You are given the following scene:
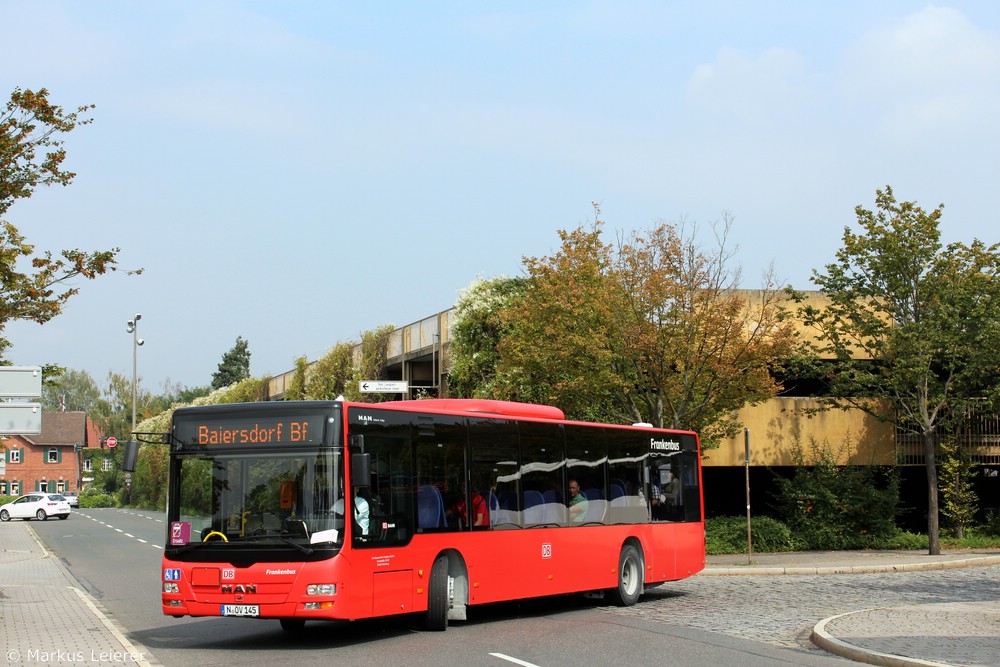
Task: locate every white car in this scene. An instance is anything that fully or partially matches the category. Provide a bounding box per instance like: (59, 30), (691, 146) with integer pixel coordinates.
(0, 493), (71, 521)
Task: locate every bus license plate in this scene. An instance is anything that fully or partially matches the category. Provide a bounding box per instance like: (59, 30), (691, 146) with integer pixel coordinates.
(221, 604), (259, 617)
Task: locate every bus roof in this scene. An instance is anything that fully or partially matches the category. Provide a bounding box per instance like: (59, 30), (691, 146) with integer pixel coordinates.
(373, 399), (566, 421)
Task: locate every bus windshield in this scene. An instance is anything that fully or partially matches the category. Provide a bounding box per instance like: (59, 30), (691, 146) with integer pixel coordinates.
(167, 449), (343, 552)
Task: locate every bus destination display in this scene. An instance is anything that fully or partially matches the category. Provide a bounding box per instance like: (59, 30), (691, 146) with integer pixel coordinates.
(173, 414), (326, 447)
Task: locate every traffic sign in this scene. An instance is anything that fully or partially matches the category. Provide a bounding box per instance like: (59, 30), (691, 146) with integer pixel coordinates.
(0, 366), (42, 398)
(106, 436), (118, 448)
(0, 403), (42, 434)
(359, 380), (409, 394)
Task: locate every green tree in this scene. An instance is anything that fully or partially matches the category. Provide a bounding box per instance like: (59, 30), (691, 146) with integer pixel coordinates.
(292, 324), (395, 401)
(92, 372), (148, 442)
(40, 368), (100, 412)
(449, 276), (528, 398)
(129, 442), (168, 510)
(147, 380), (211, 413)
(352, 325), (396, 401)
(88, 372), (143, 496)
(791, 186), (1000, 554)
(305, 342), (354, 399)
(1, 88), (139, 359)
(285, 357), (308, 400)
(211, 336), (251, 389)
(938, 438), (977, 539)
(496, 222), (624, 422)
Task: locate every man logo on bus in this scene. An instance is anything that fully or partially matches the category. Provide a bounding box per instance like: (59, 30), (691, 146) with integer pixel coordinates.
(356, 414), (385, 424)
(221, 584), (257, 594)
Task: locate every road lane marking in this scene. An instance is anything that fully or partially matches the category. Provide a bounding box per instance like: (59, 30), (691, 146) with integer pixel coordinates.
(75, 510), (162, 550)
(489, 654), (540, 667)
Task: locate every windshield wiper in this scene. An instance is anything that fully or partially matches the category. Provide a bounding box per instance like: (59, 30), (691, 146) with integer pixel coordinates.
(168, 542), (209, 554)
(237, 534), (314, 555)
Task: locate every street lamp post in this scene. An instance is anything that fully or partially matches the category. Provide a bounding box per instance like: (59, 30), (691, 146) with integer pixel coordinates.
(125, 313), (144, 433)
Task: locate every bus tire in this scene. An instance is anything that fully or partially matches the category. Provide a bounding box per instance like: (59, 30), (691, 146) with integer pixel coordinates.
(279, 618), (305, 632)
(424, 554), (449, 631)
(608, 544), (643, 607)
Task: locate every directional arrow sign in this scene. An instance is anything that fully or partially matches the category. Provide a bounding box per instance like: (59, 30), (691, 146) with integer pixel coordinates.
(359, 380), (409, 394)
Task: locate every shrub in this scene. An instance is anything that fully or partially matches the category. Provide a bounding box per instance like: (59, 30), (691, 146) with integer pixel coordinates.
(79, 494), (115, 508)
(706, 515), (800, 554)
(773, 438), (901, 550)
(983, 509), (1000, 537)
(879, 530), (927, 550)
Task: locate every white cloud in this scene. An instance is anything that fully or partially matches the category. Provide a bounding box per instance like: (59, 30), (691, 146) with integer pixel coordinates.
(840, 5), (1000, 139)
(686, 46), (810, 120)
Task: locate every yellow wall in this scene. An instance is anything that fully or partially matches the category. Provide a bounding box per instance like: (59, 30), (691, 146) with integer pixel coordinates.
(706, 397), (895, 467)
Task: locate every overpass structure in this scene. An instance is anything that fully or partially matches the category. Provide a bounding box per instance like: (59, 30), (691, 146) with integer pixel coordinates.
(267, 309), (454, 402)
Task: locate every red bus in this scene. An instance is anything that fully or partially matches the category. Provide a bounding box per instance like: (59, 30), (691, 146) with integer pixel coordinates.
(158, 398), (704, 631)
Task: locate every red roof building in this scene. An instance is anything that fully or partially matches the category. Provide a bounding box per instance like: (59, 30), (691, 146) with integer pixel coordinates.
(1, 411), (98, 496)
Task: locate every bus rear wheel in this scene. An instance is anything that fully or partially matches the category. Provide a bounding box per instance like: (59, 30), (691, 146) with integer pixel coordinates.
(608, 544), (643, 607)
(424, 554), (449, 631)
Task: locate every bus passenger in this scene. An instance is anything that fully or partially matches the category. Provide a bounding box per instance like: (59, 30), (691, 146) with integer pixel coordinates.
(567, 479), (588, 524)
(448, 489), (489, 528)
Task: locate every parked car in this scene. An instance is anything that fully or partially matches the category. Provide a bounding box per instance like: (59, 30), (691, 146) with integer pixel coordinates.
(0, 493), (71, 521)
(61, 493), (79, 508)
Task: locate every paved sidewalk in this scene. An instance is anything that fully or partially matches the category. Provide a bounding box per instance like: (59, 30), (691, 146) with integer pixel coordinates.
(0, 520), (156, 667)
(705, 549), (1000, 667)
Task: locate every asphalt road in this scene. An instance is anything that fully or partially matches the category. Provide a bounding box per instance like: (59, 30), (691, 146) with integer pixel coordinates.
(33, 508), (853, 667)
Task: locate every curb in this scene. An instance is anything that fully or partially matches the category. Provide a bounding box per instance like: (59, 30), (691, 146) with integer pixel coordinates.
(811, 610), (955, 667)
(699, 555), (1000, 576)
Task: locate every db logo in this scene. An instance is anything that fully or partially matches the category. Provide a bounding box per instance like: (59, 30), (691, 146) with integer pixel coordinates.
(541, 543), (552, 559)
(222, 568), (236, 580)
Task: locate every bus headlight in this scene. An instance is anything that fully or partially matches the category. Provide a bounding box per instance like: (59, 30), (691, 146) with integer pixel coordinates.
(163, 583), (180, 594)
(306, 583), (336, 596)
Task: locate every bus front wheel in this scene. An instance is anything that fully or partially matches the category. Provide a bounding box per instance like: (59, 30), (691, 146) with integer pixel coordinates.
(424, 554), (450, 631)
(279, 618), (305, 632)
(608, 544), (643, 607)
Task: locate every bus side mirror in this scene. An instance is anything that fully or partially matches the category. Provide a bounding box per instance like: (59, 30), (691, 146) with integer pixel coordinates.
(351, 452), (371, 487)
(122, 439), (140, 472)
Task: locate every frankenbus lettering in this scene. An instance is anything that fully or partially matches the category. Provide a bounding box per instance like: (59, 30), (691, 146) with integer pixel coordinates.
(650, 437), (681, 451)
(197, 421), (310, 445)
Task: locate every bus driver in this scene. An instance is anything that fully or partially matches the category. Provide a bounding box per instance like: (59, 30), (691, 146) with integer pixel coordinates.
(334, 489), (370, 536)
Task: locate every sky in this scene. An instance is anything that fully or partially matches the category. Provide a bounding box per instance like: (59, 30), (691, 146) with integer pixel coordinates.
(3, 1), (999, 394)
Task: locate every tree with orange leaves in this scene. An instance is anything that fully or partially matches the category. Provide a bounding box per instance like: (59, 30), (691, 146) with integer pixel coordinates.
(492, 206), (797, 446)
